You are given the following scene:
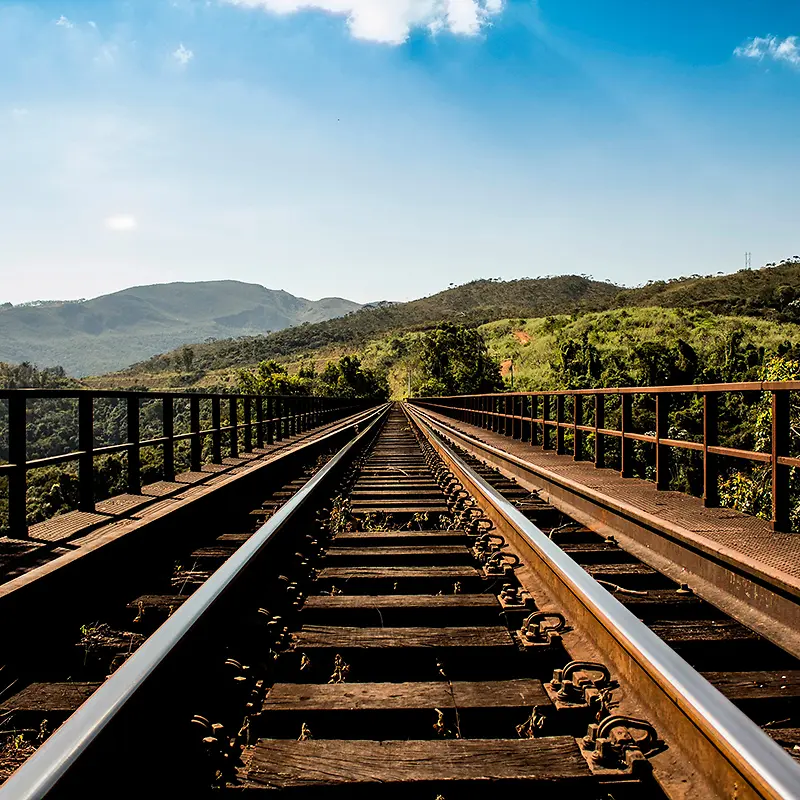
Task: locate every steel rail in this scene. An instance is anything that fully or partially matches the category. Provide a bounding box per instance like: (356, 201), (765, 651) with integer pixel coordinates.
(0, 403), (390, 800)
(406, 403), (800, 800)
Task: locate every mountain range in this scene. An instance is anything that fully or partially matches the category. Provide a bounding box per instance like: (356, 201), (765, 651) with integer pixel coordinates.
(0, 281), (361, 376)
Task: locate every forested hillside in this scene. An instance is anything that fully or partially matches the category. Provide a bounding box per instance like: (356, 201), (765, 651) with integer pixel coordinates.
(106, 260), (800, 384)
(616, 259), (800, 319)
(113, 275), (621, 377)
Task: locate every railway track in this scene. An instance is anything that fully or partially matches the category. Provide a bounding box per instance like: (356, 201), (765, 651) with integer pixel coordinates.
(2, 403), (800, 798)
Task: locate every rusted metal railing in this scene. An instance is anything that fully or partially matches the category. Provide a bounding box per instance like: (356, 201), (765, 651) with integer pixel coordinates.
(0, 390), (370, 538)
(410, 382), (800, 532)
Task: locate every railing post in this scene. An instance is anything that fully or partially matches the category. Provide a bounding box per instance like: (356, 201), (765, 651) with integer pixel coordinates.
(574, 395), (583, 461)
(211, 397), (222, 463)
(8, 394), (27, 537)
(556, 394), (565, 455)
(267, 397), (275, 444)
(127, 395), (141, 494)
(244, 397), (253, 453)
(190, 396), (202, 472)
(162, 395), (174, 482)
(542, 395), (551, 450)
(256, 397), (264, 449)
(229, 397), (239, 458)
(275, 398), (284, 441)
(521, 396), (529, 442)
(78, 394), (95, 511)
(621, 394), (633, 477)
(655, 394), (670, 490)
(703, 392), (719, 507)
(530, 395), (538, 446)
(772, 389), (791, 532)
(595, 394), (605, 469)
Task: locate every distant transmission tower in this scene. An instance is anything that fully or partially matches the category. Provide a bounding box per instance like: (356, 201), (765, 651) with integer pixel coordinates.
(744, 252), (752, 269)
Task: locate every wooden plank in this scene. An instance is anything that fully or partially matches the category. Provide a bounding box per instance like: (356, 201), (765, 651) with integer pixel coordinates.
(325, 547), (467, 558)
(649, 619), (760, 644)
(304, 594), (499, 611)
(217, 533), (252, 542)
(583, 563), (658, 577)
(293, 625), (513, 649)
(350, 502), (450, 512)
(189, 546), (238, 559)
(239, 738), (593, 789)
(331, 531), (465, 545)
(702, 670), (800, 700)
(264, 679), (548, 712)
(128, 594), (187, 610)
(0, 682), (99, 713)
(318, 566), (480, 581)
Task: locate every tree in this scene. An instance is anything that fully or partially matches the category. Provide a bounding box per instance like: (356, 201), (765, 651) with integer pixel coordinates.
(317, 356), (388, 400)
(237, 360), (311, 395)
(178, 346), (194, 372)
(414, 324), (502, 396)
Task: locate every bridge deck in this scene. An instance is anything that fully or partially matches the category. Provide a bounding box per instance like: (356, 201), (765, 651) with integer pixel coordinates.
(421, 408), (800, 599)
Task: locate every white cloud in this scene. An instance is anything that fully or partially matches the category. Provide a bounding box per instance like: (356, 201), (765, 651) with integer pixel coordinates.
(10, 108), (29, 120)
(55, 14), (74, 29)
(222, 0), (504, 45)
(88, 20), (97, 28)
(173, 43), (194, 65)
(735, 35), (800, 67)
(105, 214), (138, 232)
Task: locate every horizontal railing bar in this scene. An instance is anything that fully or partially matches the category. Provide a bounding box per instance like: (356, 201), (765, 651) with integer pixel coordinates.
(417, 381), (800, 398)
(5, 414), (344, 471)
(0, 390), (320, 399)
(707, 445), (773, 463)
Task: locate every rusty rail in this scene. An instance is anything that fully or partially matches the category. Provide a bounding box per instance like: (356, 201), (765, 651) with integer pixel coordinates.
(410, 382), (800, 532)
(0, 389), (370, 538)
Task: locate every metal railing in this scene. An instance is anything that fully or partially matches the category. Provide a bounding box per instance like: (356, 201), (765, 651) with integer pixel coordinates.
(0, 389), (371, 537)
(410, 381), (800, 532)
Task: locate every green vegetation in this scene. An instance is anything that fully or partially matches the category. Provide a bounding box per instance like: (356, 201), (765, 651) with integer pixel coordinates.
(479, 307), (800, 390)
(615, 258), (800, 320)
(237, 356), (387, 400)
(120, 275), (620, 378)
(114, 260), (800, 386)
(6, 262), (800, 533)
(0, 280), (361, 376)
(414, 324), (502, 396)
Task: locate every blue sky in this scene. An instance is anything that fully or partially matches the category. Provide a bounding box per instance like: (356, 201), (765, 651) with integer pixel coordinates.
(1, 0), (799, 305)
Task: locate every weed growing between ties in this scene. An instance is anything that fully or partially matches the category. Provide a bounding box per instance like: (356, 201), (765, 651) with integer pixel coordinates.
(0, 718), (48, 782)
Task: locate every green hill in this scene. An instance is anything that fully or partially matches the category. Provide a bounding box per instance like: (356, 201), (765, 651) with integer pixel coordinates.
(0, 281), (361, 376)
(615, 259), (800, 318)
(120, 275), (621, 377)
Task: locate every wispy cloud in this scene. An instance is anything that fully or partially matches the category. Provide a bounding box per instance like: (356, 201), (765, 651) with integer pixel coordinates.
(105, 214), (138, 232)
(55, 14), (74, 29)
(735, 35), (800, 67)
(10, 108), (29, 120)
(173, 43), (194, 65)
(222, 0), (504, 45)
